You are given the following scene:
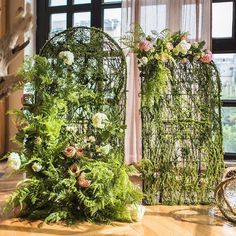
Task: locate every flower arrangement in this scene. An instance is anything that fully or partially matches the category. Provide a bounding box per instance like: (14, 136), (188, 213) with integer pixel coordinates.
(121, 25), (214, 109)
(122, 25), (223, 205)
(2, 26), (143, 223)
(123, 26), (212, 66)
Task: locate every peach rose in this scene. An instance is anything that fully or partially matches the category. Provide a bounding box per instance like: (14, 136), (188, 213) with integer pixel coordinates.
(78, 178), (91, 188)
(78, 173), (91, 188)
(76, 148), (84, 158)
(64, 146), (76, 158)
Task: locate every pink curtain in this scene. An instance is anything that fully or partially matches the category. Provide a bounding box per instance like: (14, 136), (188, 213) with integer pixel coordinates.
(122, 0), (212, 164)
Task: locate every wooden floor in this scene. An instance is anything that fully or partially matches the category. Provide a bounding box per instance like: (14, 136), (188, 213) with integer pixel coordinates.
(1, 205), (236, 236)
(0, 163), (236, 236)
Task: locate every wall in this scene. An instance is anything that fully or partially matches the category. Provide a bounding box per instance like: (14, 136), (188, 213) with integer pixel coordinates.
(5, 0), (25, 152)
(0, 0), (35, 155)
(0, 0), (6, 156)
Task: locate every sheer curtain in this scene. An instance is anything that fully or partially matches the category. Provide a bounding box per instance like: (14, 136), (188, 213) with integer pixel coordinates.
(122, 0), (212, 164)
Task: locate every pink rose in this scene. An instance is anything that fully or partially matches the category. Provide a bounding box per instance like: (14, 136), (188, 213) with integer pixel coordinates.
(200, 50), (212, 63)
(76, 148), (84, 158)
(139, 39), (153, 52)
(64, 146), (76, 158)
(166, 42), (174, 50)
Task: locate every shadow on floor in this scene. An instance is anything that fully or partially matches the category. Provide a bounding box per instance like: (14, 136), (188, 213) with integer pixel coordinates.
(145, 206), (236, 227)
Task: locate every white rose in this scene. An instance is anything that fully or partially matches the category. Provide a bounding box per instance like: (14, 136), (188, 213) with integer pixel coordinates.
(192, 42), (199, 48)
(88, 136), (96, 143)
(140, 57), (148, 65)
(176, 40), (191, 55)
(92, 113), (108, 129)
(58, 51), (74, 65)
(7, 152), (21, 170)
(32, 162), (42, 172)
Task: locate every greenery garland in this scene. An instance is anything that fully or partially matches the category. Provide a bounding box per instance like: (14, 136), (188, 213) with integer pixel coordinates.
(122, 25), (224, 205)
(1, 27), (143, 223)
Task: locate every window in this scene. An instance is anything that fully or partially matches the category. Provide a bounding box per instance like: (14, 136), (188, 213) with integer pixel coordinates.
(36, 0), (122, 52)
(212, 0), (236, 160)
(212, 0), (236, 53)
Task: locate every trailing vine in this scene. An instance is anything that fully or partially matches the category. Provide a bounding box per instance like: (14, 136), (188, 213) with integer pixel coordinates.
(122, 25), (224, 205)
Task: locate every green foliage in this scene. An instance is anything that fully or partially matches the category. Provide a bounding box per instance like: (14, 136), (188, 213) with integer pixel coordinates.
(3, 27), (142, 223)
(122, 26), (224, 205)
(141, 62), (171, 109)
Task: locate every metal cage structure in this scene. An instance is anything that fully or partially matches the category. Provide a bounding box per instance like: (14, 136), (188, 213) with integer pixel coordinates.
(40, 26), (127, 156)
(141, 61), (224, 205)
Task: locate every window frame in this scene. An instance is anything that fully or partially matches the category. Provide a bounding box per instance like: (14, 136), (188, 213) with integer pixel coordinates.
(36, 0), (121, 53)
(212, 0), (236, 53)
(212, 0), (236, 160)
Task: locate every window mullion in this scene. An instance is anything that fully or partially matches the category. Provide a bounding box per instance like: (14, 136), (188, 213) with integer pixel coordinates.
(67, 0), (73, 28)
(91, 0), (102, 28)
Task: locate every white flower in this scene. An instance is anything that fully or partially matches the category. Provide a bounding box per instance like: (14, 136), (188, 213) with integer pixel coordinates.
(58, 51), (74, 65)
(140, 57), (148, 65)
(32, 162), (42, 172)
(66, 124), (78, 133)
(192, 42), (199, 48)
(92, 113), (108, 129)
(96, 144), (111, 155)
(88, 136), (96, 143)
(130, 204), (146, 222)
(7, 152), (21, 170)
(176, 40), (191, 55)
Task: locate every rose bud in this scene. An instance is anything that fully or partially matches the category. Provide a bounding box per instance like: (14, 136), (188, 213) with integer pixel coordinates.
(77, 172), (91, 188)
(78, 178), (91, 188)
(68, 163), (80, 176)
(76, 148), (84, 158)
(64, 146), (76, 158)
(166, 42), (174, 50)
(181, 58), (188, 64)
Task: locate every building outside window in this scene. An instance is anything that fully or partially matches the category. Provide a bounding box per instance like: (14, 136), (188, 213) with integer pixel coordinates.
(212, 0), (236, 159)
(36, 0), (122, 52)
